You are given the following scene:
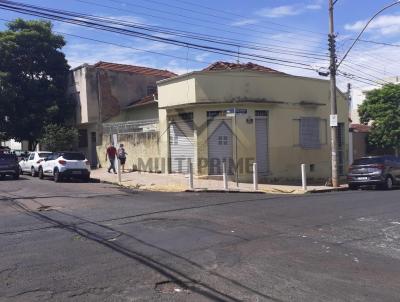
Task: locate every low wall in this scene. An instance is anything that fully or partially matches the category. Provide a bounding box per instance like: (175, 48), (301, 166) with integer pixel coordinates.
(97, 131), (163, 172)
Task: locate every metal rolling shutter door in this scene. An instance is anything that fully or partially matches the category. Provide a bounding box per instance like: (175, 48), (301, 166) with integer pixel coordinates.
(169, 121), (195, 174)
(255, 118), (269, 176)
(207, 120), (233, 175)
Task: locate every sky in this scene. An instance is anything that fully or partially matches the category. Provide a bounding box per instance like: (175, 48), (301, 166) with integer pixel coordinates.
(1, 0), (400, 91)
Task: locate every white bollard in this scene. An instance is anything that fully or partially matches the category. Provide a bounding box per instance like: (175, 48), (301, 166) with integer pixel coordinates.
(301, 164), (307, 191)
(188, 160), (194, 190)
(222, 162), (228, 190)
(253, 162), (258, 191)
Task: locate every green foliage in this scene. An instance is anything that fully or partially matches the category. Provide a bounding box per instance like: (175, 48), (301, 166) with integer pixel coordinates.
(0, 19), (72, 145)
(358, 84), (400, 154)
(39, 124), (78, 152)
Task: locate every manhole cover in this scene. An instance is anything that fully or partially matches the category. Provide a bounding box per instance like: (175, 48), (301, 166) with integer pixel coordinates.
(154, 281), (191, 294)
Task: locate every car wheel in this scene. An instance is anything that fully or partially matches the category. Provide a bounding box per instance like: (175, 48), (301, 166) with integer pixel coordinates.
(31, 167), (37, 177)
(0, 174), (5, 180)
(13, 173), (19, 180)
(83, 175), (90, 183)
(38, 167), (44, 179)
(349, 184), (358, 190)
(54, 169), (62, 183)
(384, 176), (393, 190)
(19, 166), (23, 175)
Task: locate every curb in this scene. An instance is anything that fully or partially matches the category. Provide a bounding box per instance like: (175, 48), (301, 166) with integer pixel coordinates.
(185, 189), (265, 194)
(308, 187), (349, 193)
(92, 177), (349, 195)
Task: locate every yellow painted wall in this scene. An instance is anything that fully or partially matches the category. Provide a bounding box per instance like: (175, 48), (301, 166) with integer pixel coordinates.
(158, 71), (349, 183)
(157, 76), (197, 107)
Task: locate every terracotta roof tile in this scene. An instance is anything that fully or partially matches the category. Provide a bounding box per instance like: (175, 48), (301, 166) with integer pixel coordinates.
(126, 94), (157, 108)
(350, 124), (371, 133)
(203, 61), (285, 74)
(93, 61), (177, 78)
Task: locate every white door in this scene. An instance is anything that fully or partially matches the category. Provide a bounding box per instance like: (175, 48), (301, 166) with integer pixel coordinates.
(207, 120), (233, 175)
(255, 114), (269, 177)
(169, 121), (195, 174)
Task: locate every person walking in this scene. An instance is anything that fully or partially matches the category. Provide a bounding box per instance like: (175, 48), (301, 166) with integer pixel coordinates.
(106, 143), (117, 174)
(117, 144), (128, 173)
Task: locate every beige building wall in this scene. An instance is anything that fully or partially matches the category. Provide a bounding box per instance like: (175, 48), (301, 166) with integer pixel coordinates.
(107, 103), (159, 123)
(158, 71), (349, 183)
(97, 132), (162, 172)
(69, 64), (170, 167)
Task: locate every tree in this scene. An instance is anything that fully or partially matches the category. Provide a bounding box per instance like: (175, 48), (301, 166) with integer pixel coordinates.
(39, 124), (78, 152)
(0, 19), (73, 148)
(358, 83), (400, 156)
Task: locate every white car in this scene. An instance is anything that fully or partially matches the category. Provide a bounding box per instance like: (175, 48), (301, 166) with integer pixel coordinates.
(19, 151), (52, 177)
(38, 152), (91, 182)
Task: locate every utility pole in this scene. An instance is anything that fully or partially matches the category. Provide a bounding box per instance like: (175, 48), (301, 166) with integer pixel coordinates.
(328, 0), (339, 188)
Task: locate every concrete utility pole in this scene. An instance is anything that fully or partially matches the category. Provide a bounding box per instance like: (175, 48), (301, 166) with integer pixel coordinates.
(328, 0), (339, 188)
(327, 0), (400, 188)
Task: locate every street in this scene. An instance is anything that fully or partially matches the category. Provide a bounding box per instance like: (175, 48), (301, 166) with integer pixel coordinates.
(1, 177), (400, 302)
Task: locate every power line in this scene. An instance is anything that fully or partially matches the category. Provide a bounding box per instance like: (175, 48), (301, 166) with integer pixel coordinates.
(355, 39), (400, 48)
(2, 1), (394, 88)
(102, 0), (326, 40)
(74, 0), (328, 52)
(72, 0), (329, 62)
(169, 0), (327, 36)
(0, 1), (319, 72)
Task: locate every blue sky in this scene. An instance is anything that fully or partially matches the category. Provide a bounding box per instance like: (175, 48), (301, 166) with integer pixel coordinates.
(1, 0), (400, 89)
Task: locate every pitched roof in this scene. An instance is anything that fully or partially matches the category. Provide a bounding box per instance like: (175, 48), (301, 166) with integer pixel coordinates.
(125, 94), (157, 109)
(93, 61), (177, 78)
(203, 61), (285, 74)
(350, 124), (371, 133)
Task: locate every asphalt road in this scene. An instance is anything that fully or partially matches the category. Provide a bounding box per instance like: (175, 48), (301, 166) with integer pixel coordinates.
(1, 175), (400, 302)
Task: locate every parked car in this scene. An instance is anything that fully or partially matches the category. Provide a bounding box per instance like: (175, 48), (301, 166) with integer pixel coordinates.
(0, 153), (20, 180)
(348, 156), (400, 190)
(12, 150), (27, 162)
(38, 152), (91, 182)
(19, 151), (52, 177)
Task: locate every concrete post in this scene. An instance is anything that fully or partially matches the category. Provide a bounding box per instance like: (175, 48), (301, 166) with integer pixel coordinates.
(301, 164), (307, 191)
(253, 162), (258, 191)
(188, 160), (194, 190)
(222, 162), (228, 190)
(349, 131), (354, 165)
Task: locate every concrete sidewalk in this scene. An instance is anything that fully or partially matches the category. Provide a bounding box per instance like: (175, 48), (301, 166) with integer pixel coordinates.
(90, 168), (348, 194)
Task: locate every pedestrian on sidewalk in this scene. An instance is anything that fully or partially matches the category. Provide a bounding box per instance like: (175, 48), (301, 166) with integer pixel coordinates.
(117, 144), (128, 173)
(106, 143), (117, 174)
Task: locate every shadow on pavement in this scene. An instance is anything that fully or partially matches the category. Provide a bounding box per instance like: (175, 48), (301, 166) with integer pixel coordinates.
(8, 197), (284, 302)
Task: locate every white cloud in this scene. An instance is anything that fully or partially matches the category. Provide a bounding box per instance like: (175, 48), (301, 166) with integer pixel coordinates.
(256, 1), (322, 18)
(195, 52), (211, 62)
(231, 19), (259, 27)
(257, 5), (303, 18)
(345, 14), (400, 36)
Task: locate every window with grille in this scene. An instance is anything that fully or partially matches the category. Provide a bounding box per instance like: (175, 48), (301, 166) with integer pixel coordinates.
(299, 117), (320, 149)
(218, 136), (228, 145)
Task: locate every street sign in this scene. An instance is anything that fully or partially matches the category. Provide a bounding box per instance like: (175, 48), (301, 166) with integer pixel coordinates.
(330, 114), (338, 127)
(226, 108), (247, 117)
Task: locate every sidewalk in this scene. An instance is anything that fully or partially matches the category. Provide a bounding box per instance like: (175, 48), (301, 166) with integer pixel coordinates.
(91, 168), (348, 194)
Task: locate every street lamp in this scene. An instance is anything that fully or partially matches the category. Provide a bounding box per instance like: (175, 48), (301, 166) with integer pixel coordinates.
(327, 0), (400, 188)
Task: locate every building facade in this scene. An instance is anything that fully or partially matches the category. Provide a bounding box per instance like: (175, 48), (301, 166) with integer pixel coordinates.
(156, 62), (349, 183)
(68, 61), (176, 167)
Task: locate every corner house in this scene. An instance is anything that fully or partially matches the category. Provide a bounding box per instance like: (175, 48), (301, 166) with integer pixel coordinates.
(156, 62), (349, 183)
